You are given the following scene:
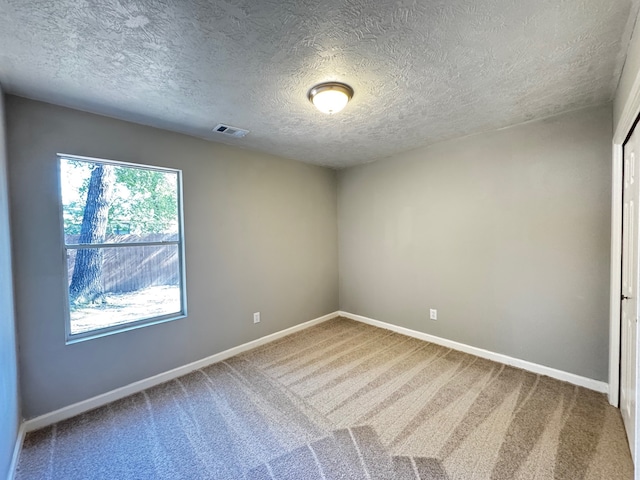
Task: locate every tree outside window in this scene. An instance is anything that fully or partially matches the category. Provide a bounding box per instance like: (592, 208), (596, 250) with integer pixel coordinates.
(60, 155), (186, 340)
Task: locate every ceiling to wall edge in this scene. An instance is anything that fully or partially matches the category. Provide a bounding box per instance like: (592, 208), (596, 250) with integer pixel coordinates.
(1, 92), (618, 173)
(612, 1), (640, 96)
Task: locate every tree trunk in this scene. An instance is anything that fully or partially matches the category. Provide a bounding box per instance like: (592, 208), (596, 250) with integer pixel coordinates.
(69, 164), (115, 304)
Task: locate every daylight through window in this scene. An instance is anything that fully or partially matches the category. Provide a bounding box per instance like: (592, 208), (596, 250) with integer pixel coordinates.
(59, 155), (186, 340)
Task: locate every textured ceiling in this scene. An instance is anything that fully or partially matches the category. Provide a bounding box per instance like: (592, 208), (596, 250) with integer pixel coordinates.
(0, 0), (637, 168)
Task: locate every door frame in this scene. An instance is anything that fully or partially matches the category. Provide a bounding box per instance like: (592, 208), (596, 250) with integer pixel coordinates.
(610, 70), (640, 412)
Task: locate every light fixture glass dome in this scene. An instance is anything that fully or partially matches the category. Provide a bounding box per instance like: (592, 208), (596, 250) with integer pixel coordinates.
(308, 82), (354, 114)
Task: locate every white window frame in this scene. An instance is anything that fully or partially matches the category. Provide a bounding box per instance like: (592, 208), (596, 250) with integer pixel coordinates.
(58, 153), (187, 343)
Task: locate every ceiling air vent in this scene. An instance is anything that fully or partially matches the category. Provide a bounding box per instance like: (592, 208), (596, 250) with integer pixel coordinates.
(213, 124), (249, 138)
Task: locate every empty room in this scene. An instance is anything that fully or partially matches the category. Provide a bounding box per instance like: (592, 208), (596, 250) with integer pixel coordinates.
(2, 0), (640, 479)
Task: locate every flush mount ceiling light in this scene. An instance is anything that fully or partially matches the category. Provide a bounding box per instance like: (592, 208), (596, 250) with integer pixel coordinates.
(308, 82), (354, 114)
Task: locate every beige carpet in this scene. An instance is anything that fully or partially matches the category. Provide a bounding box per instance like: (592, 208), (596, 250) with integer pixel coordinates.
(16, 317), (633, 479)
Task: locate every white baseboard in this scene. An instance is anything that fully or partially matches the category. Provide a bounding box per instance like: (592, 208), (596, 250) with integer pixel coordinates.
(7, 422), (26, 480)
(20, 308), (608, 434)
(23, 311), (340, 433)
(339, 311), (609, 394)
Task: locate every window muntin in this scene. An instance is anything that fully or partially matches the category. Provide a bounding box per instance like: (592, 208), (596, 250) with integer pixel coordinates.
(59, 155), (186, 340)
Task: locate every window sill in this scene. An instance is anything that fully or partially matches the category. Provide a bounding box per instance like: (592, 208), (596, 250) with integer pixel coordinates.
(65, 312), (187, 345)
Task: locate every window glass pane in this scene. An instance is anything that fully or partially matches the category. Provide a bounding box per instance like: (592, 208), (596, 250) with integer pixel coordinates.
(67, 244), (182, 335)
(60, 158), (179, 244)
(60, 155), (185, 339)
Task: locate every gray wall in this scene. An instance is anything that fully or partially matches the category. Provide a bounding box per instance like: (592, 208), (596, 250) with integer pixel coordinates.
(7, 96), (339, 419)
(338, 105), (612, 381)
(614, 9), (640, 132)
(0, 88), (20, 477)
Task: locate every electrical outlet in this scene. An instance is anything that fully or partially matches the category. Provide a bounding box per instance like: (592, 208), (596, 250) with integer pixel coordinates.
(253, 312), (260, 324)
(430, 309), (437, 320)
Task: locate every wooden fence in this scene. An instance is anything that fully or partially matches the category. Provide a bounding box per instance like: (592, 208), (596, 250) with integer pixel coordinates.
(67, 234), (180, 293)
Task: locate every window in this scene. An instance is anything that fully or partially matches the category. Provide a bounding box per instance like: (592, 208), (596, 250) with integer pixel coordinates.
(59, 154), (186, 341)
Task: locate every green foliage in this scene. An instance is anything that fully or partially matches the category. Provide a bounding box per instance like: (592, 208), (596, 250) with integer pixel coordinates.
(63, 201), (86, 235)
(62, 160), (92, 235)
(62, 160), (179, 237)
(109, 166), (178, 234)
